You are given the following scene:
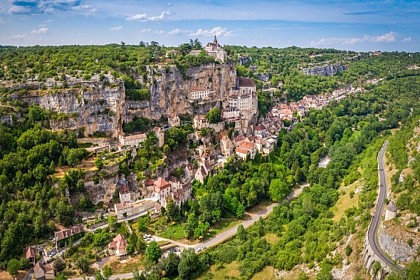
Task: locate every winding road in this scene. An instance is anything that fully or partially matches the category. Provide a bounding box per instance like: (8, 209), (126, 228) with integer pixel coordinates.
(367, 140), (402, 271)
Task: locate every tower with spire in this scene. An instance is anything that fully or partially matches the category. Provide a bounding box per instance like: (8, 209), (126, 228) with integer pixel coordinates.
(204, 34), (227, 63)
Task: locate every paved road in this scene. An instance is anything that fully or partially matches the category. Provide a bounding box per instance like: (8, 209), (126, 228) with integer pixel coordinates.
(161, 182), (309, 251)
(367, 140), (402, 271)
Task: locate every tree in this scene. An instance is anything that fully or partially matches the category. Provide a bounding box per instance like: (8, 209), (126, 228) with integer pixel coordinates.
(107, 215), (117, 229)
(65, 148), (87, 166)
(7, 258), (20, 276)
(102, 266), (112, 279)
(53, 257), (66, 272)
(94, 270), (105, 280)
(372, 261), (381, 277)
(166, 199), (180, 222)
(184, 212), (198, 240)
(178, 249), (201, 280)
(406, 261), (420, 280)
(205, 107), (221, 124)
(269, 179), (290, 202)
(237, 224), (247, 241)
(145, 241), (162, 263)
(76, 257), (89, 273)
(161, 252), (180, 277)
(137, 215), (150, 232)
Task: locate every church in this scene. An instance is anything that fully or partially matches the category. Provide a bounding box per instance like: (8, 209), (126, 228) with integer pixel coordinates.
(204, 35), (227, 63)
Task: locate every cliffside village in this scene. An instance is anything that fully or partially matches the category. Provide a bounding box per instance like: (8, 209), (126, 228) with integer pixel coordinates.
(104, 37), (362, 228)
(23, 37), (363, 275)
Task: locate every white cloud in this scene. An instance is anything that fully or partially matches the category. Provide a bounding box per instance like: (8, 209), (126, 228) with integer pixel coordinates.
(110, 26), (123, 31)
(154, 30), (165, 35)
(168, 28), (189, 35)
(9, 0), (84, 15)
(402, 37), (412, 42)
(311, 32), (397, 47)
(8, 5), (32, 14)
(139, 28), (151, 33)
(127, 13), (147, 21)
(371, 32), (396, 42)
(31, 27), (48, 34)
(126, 10), (173, 22)
(223, 31), (236, 37)
(190, 26), (234, 37)
(12, 34), (27, 39)
(149, 10), (172, 21)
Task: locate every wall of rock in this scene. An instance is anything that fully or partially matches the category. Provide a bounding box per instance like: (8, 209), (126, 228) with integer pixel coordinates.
(82, 164), (120, 206)
(126, 62), (237, 121)
(379, 223), (419, 264)
(18, 80), (125, 137)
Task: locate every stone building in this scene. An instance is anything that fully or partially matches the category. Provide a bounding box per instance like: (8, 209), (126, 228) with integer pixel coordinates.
(204, 35), (227, 63)
(385, 201), (398, 221)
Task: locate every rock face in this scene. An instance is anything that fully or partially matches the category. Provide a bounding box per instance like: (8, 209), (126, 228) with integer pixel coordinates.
(19, 80), (126, 137)
(126, 63), (237, 121)
(14, 63), (236, 136)
(82, 164), (120, 206)
(379, 223), (419, 264)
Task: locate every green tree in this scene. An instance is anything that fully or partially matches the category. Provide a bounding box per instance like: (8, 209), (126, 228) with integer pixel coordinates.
(137, 215), (150, 232)
(166, 199), (180, 222)
(107, 215), (117, 229)
(145, 241), (162, 263)
(53, 257), (66, 272)
(76, 257), (89, 273)
(161, 252), (180, 277)
(406, 261), (420, 280)
(178, 249), (201, 280)
(102, 266), (112, 279)
(237, 224), (247, 241)
(184, 212), (198, 240)
(205, 107), (221, 124)
(269, 179), (290, 202)
(7, 259), (20, 276)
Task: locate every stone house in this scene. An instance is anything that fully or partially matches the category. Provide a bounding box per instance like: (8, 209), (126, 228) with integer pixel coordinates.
(108, 234), (128, 258)
(34, 262), (55, 280)
(220, 135), (234, 157)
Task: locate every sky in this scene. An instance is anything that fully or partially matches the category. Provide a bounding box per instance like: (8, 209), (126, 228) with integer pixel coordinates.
(0, 0), (419, 52)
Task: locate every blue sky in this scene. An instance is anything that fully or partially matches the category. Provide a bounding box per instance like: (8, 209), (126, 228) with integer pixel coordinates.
(0, 0), (419, 51)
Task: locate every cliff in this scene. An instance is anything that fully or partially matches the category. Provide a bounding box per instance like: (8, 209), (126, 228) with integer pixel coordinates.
(9, 62), (236, 136)
(15, 79), (125, 137)
(126, 62), (237, 121)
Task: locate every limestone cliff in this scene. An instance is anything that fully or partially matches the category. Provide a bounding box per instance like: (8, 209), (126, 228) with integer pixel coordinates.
(14, 79), (125, 138)
(126, 62), (237, 121)
(11, 62), (236, 136)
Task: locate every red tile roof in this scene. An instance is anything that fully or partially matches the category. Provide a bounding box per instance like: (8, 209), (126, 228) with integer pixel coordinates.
(239, 141), (254, 150)
(236, 147), (250, 155)
(154, 177), (170, 192)
(108, 234), (128, 251)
